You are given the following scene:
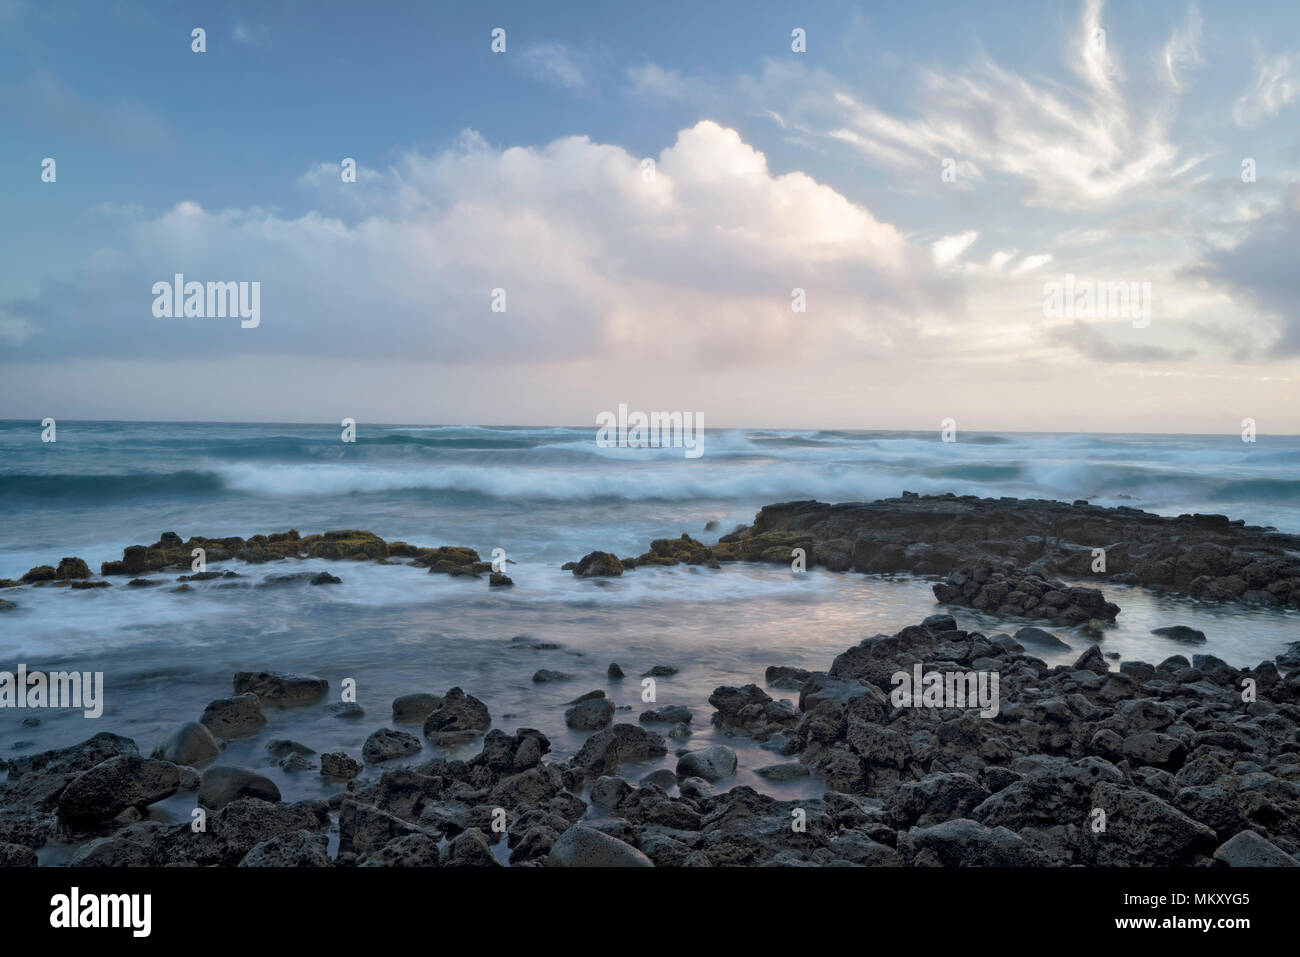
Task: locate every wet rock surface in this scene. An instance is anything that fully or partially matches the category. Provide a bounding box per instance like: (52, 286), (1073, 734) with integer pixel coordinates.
(4, 601), (1298, 866)
(580, 495), (1300, 611)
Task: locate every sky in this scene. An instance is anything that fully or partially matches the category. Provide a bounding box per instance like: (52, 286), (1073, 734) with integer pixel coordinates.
(1, 0), (1298, 432)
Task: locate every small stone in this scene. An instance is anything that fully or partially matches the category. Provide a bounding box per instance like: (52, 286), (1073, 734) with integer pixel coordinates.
(392, 693), (442, 722)
(320, 752), (362, 779)
(362, 728), (422, 765)
(532, 669), (572, 683)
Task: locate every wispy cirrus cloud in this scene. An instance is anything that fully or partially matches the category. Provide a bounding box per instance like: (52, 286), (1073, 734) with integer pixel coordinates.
(1233, 50), (1299, 126)
(520, 41), (595, 93)
(824, 0), (1204, 211)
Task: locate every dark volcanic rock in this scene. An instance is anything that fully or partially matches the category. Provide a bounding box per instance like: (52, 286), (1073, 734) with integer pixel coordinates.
(392, 693), (442, 723)
(572, 724), (668, 774)
(546, 824), (653, 867)
(198, 766), (282, 809)
(422, 688), (491, 739)
(933, 566), (1119, 625)
(232, 671), (328, 707)
(565, 696), (615, 731)
(572, 551), (624, 577)
(151, 722), (221, 767)
(1013, 626), (1071, 650)
(363, 729), (423, 765)
(320, 752), (362, 780)
(199, 693), (267, 739)
(1152, 625), (1207, 644)
(238, 829), (332, 867)
(57, 755), (184, 826)
(694, 496), (1300, 609)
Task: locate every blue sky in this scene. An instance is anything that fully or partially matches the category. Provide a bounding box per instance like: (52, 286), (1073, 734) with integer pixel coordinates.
(2, 0), (1299, 430)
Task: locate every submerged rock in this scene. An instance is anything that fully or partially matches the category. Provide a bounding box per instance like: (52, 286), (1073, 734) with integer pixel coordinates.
(532, 669), (572, 683)
(232, 671), (328, 707)
(392, 693), (442, 722)
(199, 693), (267, 739)
(152, 722), (220, 767)
(572, 551), (624, 577)
(1013, 626), (1071, 650)
(1151, 625), (1207, 644)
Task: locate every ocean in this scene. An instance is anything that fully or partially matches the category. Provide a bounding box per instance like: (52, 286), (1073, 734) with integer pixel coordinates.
(2, 421), (1298, 862)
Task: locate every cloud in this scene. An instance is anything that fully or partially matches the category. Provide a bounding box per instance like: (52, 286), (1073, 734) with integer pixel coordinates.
(0, 121), (959, 366)
(1010, 254), (1053, 276)
(0, 72), (172, 151)
(520, 42), (593, 92)
(1233, 51), (1299, 127)
(232, 22), (271, 49)
(627, 63), (689, 99)
(1160, 6), (1203, 90)
(1049, 320), (1195, 362)
(1195, 186), (1300, 355)
(822, 0), (1197, 210)
(932, 231), (978, 266)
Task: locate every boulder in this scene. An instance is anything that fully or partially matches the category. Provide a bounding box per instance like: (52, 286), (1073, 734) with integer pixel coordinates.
(392, 693), (442, 723)
(320, 752), (362, 780)
(1212, 830), (1298, 867)
(565, 696), (614, 731)
(238, 829), (332, 867)
(151, 722), (220, 767)
(198, 766), (281, 810)
(675, 745), (738, 783)
(572, 552), (624, 577)
(232, 671), (328, 706)
(546, 824), (653, 867)
(422, 688), (491, 740)
(362, 729), (422, 765)
(199, 693), (267, 739)
(57, 755), (183, 826)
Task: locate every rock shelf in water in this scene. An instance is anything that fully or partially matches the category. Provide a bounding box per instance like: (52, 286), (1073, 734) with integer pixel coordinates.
(0, 529), (496, 590)
(571, 493), (1300, 610)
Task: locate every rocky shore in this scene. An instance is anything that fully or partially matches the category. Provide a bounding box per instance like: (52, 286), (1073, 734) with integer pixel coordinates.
(2, 611), (1298, 867)
(3, 494), (1298, 867)
(569, 494), (1300, 626)
(0, 529), (514, 605)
